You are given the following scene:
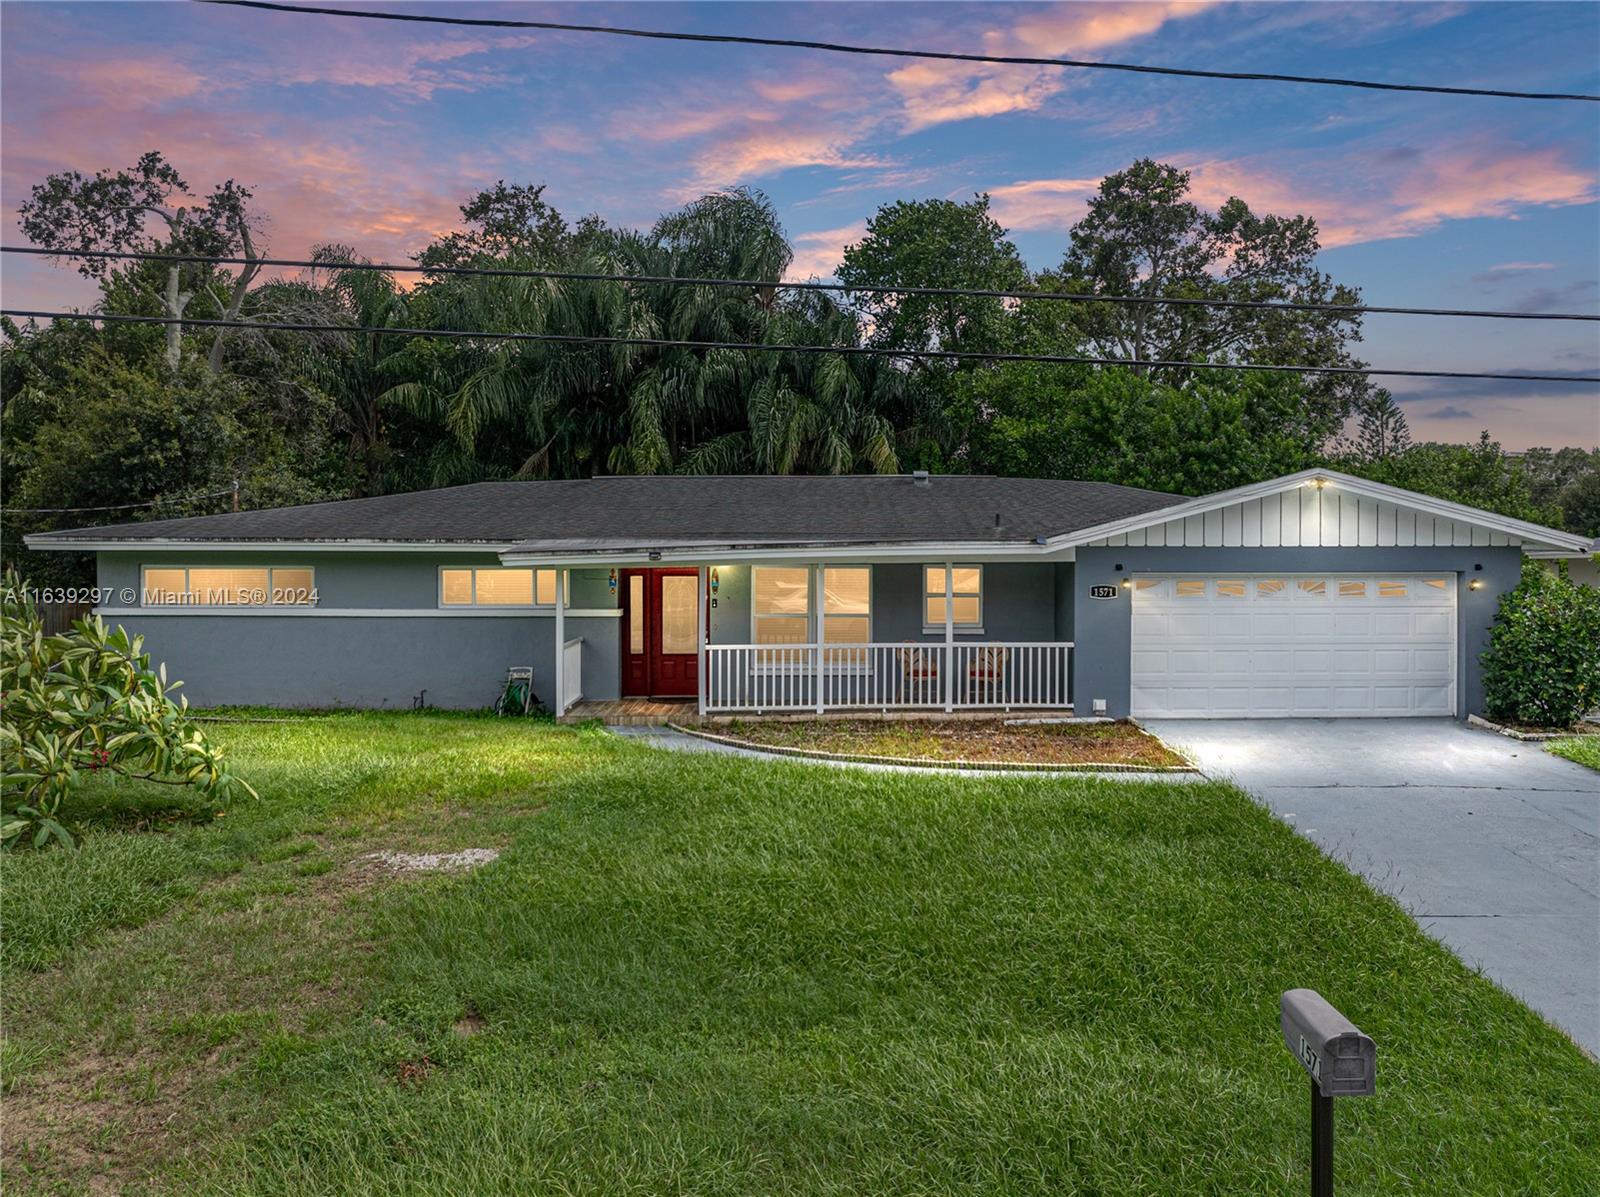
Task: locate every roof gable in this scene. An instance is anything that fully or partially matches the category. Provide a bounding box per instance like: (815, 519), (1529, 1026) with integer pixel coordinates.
(1056, 469), (1589, 553)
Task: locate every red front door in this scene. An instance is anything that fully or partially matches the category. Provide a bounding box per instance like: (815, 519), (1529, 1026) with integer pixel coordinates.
(620, 568), (701, 698)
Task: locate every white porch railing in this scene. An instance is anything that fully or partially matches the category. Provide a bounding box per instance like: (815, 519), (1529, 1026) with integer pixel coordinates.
(703, 642), (1072, 715)
(559, 637), (583, 711)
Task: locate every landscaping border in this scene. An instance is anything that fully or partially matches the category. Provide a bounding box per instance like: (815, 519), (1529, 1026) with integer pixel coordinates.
(1467, 714), (1600, 742)
(665, 722), (1200, 774)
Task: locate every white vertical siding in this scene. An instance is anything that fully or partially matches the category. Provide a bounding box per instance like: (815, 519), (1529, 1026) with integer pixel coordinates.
(1085, 484), (1533, 549)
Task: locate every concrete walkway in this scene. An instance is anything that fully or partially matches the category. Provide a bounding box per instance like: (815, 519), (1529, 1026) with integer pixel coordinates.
(1146, 719), (1600, 1055)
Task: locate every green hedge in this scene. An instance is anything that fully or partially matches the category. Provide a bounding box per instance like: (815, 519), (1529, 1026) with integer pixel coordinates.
(1481, 560), (1600, 728)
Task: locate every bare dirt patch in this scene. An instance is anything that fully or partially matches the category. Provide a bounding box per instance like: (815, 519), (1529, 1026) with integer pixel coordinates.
(355, 847), (501, 875)
(709, 718), (1190, 769)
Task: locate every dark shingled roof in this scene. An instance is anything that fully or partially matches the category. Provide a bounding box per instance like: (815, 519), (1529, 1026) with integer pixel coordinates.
(28, 475), (1185, 551)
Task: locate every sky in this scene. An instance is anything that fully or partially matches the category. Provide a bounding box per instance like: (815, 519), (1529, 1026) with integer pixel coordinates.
(1, 0), (1597, 450)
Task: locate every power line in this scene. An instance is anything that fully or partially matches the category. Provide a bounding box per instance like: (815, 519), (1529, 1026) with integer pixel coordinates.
(6, 308), (1596, 385)
(200, 0), (1600, 103)
(2, 484), (239, 514)
(7, 245), (1597, 324)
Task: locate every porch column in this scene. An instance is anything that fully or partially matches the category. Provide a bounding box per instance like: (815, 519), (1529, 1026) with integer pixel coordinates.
(553, 567), (567, 718)
(696, 564), (707, 719)
(813, 562), (825, 714)
(943, 561), (954, 713)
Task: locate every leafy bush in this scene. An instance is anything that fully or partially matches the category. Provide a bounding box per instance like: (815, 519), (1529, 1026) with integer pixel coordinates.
(1, 572), (255, 849)
(1481, 560), (1600, 728)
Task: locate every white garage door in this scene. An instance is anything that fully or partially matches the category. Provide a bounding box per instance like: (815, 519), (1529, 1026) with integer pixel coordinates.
(1130, 574), (1456, 718)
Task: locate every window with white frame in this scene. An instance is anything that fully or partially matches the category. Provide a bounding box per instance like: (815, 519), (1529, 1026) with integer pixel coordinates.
(440, 567), (558, 607)
(752, 566), (872, 657)
(142, 566), (316, 606)
(923, 565), (982, 630)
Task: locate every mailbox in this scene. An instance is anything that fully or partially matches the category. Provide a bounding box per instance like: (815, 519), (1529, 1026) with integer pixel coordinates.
(1280, 989), (1376, 1098)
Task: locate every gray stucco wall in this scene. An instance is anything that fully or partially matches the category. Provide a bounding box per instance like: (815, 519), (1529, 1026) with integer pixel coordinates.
(1072, 545), (1523, 719)
(92, 551), (620, 710)
(113, 613), (621, 710)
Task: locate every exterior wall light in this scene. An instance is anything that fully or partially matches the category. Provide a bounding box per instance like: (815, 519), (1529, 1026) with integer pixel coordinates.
(1469, 578), (1483, 590)
(1121, 577), (1133, 589)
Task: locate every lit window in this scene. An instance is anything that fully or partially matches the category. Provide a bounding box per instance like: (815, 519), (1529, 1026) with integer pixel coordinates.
(1422, 578), (1449, 590)
(1298, 580), (1327, 597)
(1378, 580), (1407, 598)
(925, 566), (982, 627)
(1134, 578), (1163, 593)
(1338, 580), (1368, 599)
(753, 567), (811, 646)
(1256, 579), (1287, 597)
(142, 566), (315, 606)
(1176, 579), (1207, 598)
(439, 567), (555, 606)
(824, 567), (871, 645)
(1215, 579), (1247, 598)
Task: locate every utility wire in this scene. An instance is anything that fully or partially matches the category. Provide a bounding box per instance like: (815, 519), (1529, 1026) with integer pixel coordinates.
(5, 308), (1596, 384)
(200, 0), (1600, 103)
(7, 246), (1597, 324)
(2, 485), (239, 514)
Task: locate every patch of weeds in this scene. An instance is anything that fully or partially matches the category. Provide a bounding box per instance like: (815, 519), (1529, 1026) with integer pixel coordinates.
(293, 858), (337, 878)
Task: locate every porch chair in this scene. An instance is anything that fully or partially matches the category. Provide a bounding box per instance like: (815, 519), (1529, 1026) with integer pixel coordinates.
(897, 641), (939, 705)
(965, 645), (1010, 706)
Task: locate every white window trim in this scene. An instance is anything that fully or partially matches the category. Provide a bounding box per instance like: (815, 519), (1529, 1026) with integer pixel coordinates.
(750, 564), (874, 671)
(140, 564), (318, 608)
(437, 565), (560, 609)
(922, 563), (984, 635)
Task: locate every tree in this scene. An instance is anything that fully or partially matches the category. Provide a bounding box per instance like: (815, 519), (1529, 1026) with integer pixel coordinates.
(417, 181), (573, 269)
(1056, 159), (1366, 432)
(1, 573), (255, 850)
(1341, 431), (1561, 526)
(956, 365), (1324, 495)
(1351, 391), (1413, 461)
(17, 151), (262, 371)
(1520, 446), (1600, 536)
(837, 195), (1027, 357)
(0, 344), (342, 585)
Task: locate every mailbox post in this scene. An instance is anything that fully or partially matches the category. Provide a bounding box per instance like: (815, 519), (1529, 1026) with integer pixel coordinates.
(1280, 989), (1376, 1197)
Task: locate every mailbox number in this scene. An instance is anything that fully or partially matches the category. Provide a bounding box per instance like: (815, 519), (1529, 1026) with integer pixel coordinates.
(1298, 1036), (1321, 1083)
(1088, 585), (1119, 600)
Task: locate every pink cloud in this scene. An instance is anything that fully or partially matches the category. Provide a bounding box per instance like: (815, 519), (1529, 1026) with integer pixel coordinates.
(985, 177), (1102, 232)
(984, 143), (1596, 249)
(785, 222), (867, 282)
(887, 2), (1215, 131)
(1183, 146), (1597, 248)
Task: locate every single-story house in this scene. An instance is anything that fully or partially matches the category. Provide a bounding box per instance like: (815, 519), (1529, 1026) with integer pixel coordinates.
(26, 468), (1592, 721)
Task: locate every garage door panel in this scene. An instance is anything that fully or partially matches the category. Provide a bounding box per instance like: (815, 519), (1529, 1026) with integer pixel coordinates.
(1131, 573), (1456, 718)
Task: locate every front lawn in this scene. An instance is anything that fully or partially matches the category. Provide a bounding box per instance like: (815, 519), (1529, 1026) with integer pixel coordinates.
(713, 716), (1189, 768)
(2, 713), (1594, 1194)
(1548, 735), (1600, 771)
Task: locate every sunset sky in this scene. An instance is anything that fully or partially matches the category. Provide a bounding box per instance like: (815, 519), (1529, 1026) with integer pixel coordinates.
(2, 1), (1596, 449)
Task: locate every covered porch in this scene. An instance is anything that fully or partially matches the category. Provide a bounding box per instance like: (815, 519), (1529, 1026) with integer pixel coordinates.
(542, 559), (1076, 720)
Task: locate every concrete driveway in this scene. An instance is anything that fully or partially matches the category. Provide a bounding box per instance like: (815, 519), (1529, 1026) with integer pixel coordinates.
(1146, 719), (1599, 1056)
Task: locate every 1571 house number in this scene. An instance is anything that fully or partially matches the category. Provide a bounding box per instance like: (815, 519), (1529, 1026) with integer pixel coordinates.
(1088, 585), (1119, 600)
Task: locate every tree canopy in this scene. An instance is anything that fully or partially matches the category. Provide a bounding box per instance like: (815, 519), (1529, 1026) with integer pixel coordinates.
(6, 155), (1595, 588)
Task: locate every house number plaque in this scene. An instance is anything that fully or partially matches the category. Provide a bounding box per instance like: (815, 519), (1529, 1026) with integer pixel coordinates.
(1088, 585), (1119, 600)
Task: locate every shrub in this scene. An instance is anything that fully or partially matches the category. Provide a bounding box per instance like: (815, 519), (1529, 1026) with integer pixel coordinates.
(1481, 560), (1600, 728)
(1, 571), (255, 849)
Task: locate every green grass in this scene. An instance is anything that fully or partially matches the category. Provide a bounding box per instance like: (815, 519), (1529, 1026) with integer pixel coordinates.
(1547, 735), (1600, 772)
(2, 713), (1595, 1195)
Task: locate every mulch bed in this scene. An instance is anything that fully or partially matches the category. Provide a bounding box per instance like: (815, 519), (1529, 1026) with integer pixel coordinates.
(709, 718), (1189, 769)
